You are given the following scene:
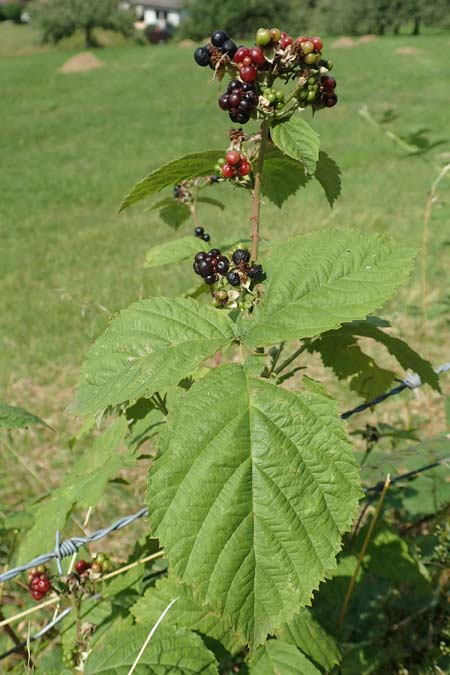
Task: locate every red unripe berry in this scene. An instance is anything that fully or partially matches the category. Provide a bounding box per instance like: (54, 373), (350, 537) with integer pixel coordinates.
(36, 576), (51, 593)
(225, 150), (241, 166)
(280, 34), (293, 49)
(31, 589), (44, 601)
(222, 163), (235, 178)
(296, 36), (307, 44)
(75, 560), (90, 575)
(326, 94), (338, 107)
(242, 55), (252, 66)
(312, 36), (323, 51)
(233, 46), (250, 63)
(30, 575), (42, 590)
(238, 161), (252, 176)
(240, 65), (258, 83)
(249, 47), (265, 66)
(322, 76), (336, 90)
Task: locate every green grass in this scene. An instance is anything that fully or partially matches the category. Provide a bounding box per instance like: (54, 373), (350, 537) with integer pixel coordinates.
(1, 24), (450, 399)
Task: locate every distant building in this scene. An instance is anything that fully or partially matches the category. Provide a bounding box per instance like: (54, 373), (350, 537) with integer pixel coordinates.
(123, 0), (184, 28)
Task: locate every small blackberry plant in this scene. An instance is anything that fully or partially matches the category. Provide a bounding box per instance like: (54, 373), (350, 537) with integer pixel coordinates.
(4, 25), (447, 675)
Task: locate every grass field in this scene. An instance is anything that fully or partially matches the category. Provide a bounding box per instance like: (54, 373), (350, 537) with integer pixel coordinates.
(1, 25), (449, 411)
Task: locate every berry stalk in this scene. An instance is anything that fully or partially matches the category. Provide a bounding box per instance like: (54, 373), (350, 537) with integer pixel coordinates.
(250, 117), (270, 261)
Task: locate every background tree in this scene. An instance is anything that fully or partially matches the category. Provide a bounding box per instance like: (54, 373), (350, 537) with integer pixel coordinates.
(30, 0), (135, 48)
(180, 0), (305, 40)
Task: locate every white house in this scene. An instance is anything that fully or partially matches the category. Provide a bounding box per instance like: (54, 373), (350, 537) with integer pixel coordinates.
(124, 0), (184, 28)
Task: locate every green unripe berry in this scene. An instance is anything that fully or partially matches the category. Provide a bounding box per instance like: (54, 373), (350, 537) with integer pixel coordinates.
(270, 27), (281, 42)
(315, 52), (322, 63)
(37, 565), (46, 574)
(216, 290), (228, 301)
(302, 40), (314, 54)
(297, 88), (308, 100)
(276, 101), (284, 110)
(304, 53), (317, 65)
(101, 560), (112, 573)
(91, 562), (102, 574)
(275, 90), (284, 101)
(217, 158), (225, 166)
(94, 552), (107, 565)
(214, 164), (222, 174)
(307, 90), (317, 102)
(307, 77), (316, 85)
(263, 88), (271, 97)
(256, 28), (271, 46)
(267, 93), (276, 104)
(327, 60), (334, 70)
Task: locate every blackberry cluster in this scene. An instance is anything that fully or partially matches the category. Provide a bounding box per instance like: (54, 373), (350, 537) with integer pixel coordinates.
(296, 74), (337, 108)
(194, 226), (210, 242)
(218, 79), (259, 125)
(194, 30), (237, 69)
(90, 551), (112, 576)
(229, 249), (263, 287)
(214, 150), (252, 179)
(28, 566), (51, 602)
(193, 248), (230, 286)
(262, 87), (285, 110)
(193, 247), (264, 290)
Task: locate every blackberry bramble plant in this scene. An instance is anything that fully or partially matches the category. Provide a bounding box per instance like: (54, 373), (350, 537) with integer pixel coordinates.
(70, 24), (440, 674)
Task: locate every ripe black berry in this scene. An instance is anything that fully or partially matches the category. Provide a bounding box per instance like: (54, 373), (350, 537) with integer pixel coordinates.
(194, 46), (211, 67)
(204, 274), (217, 285)
(202, 233), (211, 242)
(227, 271), (241, 286)
(232, 249), (251, 264)
(238, 98), (252, 113)
(209, 248), (221, 257)
(219, 93), (230, 110)
(211, 30), (229, 48)
(194, 226), (204, 237)
(198, 259), (213, 276)
(248, 264), (263, 279)
(228, 91), (242, 107)
(228, 79), (242, 93)
(195, 251), (207, 263)
(217, 256), (230, 274)
(222, 39), (237, 57)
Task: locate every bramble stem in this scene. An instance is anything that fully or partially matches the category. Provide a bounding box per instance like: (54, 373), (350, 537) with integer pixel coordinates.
(250, 118), (270, 261)
(274, 343), (307, 375)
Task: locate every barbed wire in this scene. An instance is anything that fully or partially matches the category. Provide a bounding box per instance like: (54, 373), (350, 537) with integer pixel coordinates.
(0, 361), (448, 589)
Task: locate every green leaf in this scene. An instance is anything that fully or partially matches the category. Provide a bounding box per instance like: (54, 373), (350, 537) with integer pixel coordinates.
(145, 236), (201, 268)
(132, 576), (245, 653)
(153, 198), (191, 229)
(271, 117), (320, 175)
(278, 608), (341, 671)
(18, 418), (130, 563)
(85, 620), (218, 675)
(0, 403), (50, 430)
(307, 333), (397, 401)
(363, 524), (430, 586)
(345, 321), (440, 392)
(250, 640), (321, 674)
(239, 229), (416, 347)
(73, 297), (237, 416)
(198, 196), (225, 210)
(61, 598), (112, 654)
(148, 364), (362, 644)
(119, 150), (222, 212)
(314, 151), (342, 207)
(261, 146), (309, 208)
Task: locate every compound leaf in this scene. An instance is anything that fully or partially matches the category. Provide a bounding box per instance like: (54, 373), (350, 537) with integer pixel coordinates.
(148, 364), (362, 645)
(74, 297), (236, 415)
(85, 620), (218, 675)
(314, 151), (342, 207)
(261, 146), (309, 208)
(145, 236), (201, 268)
(131, 576), (244, 653)
(239, 229), (416, 347)
(119, 150), (222, 212)
(271, 117), (320, 175)
(278, 608), (341, 671)
(250, 640), (321, 674)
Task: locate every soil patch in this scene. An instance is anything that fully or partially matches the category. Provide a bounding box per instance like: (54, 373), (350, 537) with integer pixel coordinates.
(331, 37), (355, 48)
(59, 52), (105, 73)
